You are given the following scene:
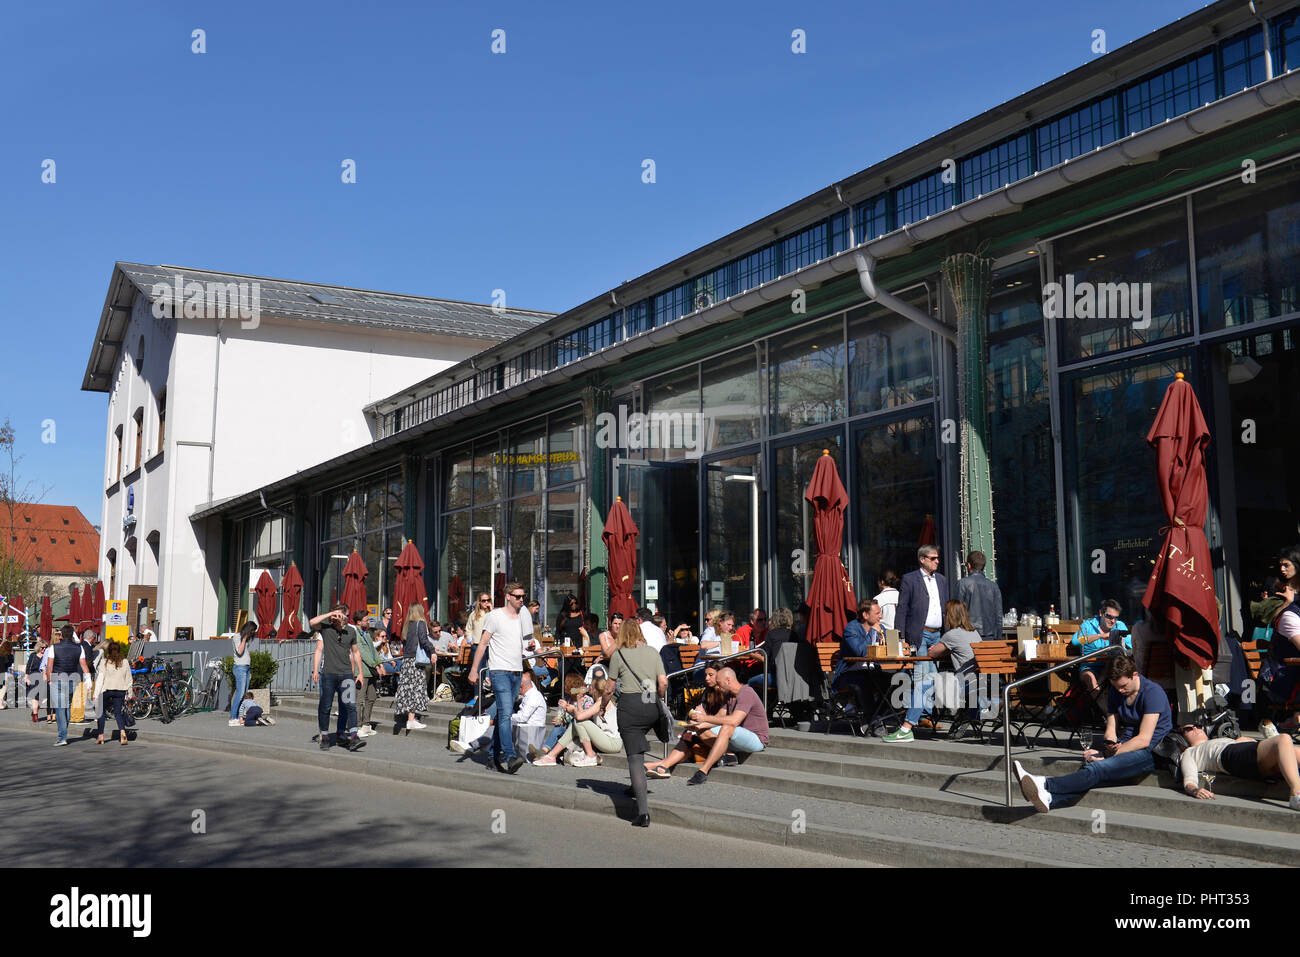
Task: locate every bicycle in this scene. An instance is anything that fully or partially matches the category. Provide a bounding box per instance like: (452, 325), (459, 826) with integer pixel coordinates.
(189, 660), (223, 712)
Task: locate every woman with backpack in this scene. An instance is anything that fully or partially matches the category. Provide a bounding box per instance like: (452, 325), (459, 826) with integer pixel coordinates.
(395, 604), (437, 729)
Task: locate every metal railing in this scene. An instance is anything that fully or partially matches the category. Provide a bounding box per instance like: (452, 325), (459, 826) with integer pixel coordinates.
(473, 647), (585, 716)
(264, 640), (318, 694)
(664, 647), (768, 714)
(1001, 645), (1122, 806)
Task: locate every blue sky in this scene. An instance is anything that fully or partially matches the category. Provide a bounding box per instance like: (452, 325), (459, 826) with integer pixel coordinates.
(0, 0), (1203, 526)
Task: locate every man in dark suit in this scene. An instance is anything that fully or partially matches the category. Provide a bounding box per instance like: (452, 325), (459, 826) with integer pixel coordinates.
(895, 545), (948, 680)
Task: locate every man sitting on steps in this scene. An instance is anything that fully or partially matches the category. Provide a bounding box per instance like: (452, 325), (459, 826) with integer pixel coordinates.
(649, 667), (768, 786)
(1016, 654), (1171, 813)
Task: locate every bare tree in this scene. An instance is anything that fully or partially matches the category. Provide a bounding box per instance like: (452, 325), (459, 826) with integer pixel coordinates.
(0, 419), (52, 609)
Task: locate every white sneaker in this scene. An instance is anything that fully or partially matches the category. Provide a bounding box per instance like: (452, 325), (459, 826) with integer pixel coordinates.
(448, 740), (467, 754)
(571, 753), (598, 767)
(1261, 721), (1280, 739)
(408, 720), (427, 730)
(1288, 794), (1300, 812)
(1018, 768), (1052, 812)
(228, 719), (242, 726)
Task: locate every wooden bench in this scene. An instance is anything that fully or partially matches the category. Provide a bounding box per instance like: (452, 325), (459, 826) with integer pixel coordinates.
(1047, 621), (1082, 641)
(945, 641), (1020, 742)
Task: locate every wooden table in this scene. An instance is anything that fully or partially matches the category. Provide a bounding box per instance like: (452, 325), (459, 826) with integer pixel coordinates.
(842, 655), (934, 673)
(1017, 653), (1076, 694)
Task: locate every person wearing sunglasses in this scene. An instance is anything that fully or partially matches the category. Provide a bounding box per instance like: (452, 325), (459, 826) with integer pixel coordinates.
(1176, 714), (1300, 810)
(466, 593), (493, 648)
(1073, 599), (1132, 707)
(468, 582), (532, 774)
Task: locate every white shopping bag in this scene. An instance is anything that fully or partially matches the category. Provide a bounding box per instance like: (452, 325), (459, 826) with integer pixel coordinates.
(933, 672), (962, 711)
(457, 713), (492, 749)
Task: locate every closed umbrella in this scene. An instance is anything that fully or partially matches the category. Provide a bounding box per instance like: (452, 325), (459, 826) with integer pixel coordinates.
(39, 595), (52, 644)
(276, 563), (304, 641)
(391, 540), (430, 643)
(448, 573), (465, 625)
(917, 514), (937, 548)
(1142, 372), (1221, 674)
(67, 585), (81, 629)
(602, 497), (640, 621)
(804, 450), (857, 644)
(254, 570), (278, 640)
(340, 550), (369, 618)
(91, 581), (105, 634)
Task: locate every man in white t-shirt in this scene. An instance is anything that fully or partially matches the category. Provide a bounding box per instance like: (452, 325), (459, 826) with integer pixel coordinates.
(469, 580), (532, 774)
(637, 606), (667, 651)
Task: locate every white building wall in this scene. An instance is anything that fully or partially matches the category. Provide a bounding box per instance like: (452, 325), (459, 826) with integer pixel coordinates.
(97, 290), (489, 642)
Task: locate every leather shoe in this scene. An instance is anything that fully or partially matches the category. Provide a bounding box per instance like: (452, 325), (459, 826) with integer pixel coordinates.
(631, 814), (650, 828)
(505, 755), (525, 774)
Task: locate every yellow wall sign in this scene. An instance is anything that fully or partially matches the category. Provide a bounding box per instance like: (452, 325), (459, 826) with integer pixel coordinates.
(105, 600), (130, 646)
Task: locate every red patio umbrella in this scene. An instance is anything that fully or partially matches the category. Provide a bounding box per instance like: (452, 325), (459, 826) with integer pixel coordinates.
(917, 514), (937, 548)
(340, 550), (369, 618)
(602, 497), (640, 621)
(39, 595), (52, 643)
(276, 563), (304, 641)
(67, 585), (81, 631)
(1142, 373), (1221, 671)
(804, 450), (857, 644)
(90, 581), (105, 634)
(448, 573), (465, 624)
(254, 570), (279, 640)
(2, 594), (24, 639)
(390, 540), (430, 643)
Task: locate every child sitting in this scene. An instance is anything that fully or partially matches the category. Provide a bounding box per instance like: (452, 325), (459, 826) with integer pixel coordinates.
(238, 691), (276, 726)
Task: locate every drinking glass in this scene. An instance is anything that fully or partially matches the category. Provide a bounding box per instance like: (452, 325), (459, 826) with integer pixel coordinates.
(1079, 729), (1094, 762)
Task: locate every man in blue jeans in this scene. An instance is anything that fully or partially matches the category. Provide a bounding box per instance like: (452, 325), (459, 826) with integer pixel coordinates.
(44, 625), (90, 746)
(468, 580), (532, 774)
(310, 605), (366, 753)
(895, 545), (948, 684)
(1016, 654), (1172, 812)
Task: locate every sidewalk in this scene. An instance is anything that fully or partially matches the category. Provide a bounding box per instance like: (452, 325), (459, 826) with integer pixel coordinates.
(0, 704), (1274, 867)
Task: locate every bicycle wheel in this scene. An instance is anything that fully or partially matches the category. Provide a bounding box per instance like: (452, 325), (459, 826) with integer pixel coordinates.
(127, 687), (153, 720)
(171, 681), (193, 713)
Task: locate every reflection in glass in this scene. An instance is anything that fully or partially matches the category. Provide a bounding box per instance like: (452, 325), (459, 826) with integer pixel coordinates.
(988, 263), (1058, 610)
(705, 452), (761, 620)
(855, 417), (936, 594)
(702, 348), (759, 451)
(472, 435), (504, 507)
(446, 445), (474, 510)
(507, 495), (543, 603)
(441, 511), (471, 624)
(509, 421), (546, 497)
(1066, 353), (1192, 621)
(471, 505), (502, 608)
(546, 489), (584, 626)
(770, 319), (845, 435)
(363, 532), (383, 607)
(644, 368), (700, 462)
(773, 437), (843, 613)
(1194, 161), (1300, 332)
(1055, 202), (1192, 361)
(548, 408), (585, 485)
(847, 295), (934, 415)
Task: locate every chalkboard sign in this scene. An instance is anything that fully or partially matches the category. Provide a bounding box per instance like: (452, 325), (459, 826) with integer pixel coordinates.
(174, 627), (194, 641)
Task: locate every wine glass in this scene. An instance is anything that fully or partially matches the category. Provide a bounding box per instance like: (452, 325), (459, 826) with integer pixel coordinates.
(1079, 728), (1094, 762)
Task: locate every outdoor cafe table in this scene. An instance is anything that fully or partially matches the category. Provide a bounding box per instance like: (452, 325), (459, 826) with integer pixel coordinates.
(840, 656), (935, 734)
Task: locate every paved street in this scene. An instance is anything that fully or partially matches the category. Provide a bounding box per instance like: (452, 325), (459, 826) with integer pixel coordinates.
(0, 723), (860, 868)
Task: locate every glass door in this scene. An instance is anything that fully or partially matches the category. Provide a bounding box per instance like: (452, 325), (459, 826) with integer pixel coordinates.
(615, 458), (700, 628)
(772, 432), (845, 613)
(702, 449), (763, 620)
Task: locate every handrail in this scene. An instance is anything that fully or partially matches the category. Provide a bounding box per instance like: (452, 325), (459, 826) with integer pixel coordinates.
(475, 646), (581, 716)
(1002, 645), (1122, 806)
(664, 647), (768, 714)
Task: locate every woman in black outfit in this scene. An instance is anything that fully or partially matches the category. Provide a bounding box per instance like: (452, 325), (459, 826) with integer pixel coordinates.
(608, 618), (666, 828)
(0, 640), (13, 709)
(555, 595), (588, 646)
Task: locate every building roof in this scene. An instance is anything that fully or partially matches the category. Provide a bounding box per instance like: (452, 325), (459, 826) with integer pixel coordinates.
(364, 0), (1297, 421)
(82, 262), (555, 393)
(1, 505), (100, 576)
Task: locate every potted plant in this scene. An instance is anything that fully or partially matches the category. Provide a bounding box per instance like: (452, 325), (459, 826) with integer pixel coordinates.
(219, 651), (279, 713)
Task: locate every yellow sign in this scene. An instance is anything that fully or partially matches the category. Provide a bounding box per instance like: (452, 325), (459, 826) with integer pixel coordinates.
(105, 600), (129, 647)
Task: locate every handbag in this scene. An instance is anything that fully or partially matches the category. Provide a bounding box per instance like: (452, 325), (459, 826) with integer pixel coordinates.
(615, 651), (671, 743)
(457, 712), (492, 748)
(413, 622), (431, 668)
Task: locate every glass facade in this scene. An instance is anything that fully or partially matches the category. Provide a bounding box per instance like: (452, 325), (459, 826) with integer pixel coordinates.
(438, 406), (586, 626)
(847, 292), (934, 415)
(769, 318), (846, 434)
(318, 470), (404, 615)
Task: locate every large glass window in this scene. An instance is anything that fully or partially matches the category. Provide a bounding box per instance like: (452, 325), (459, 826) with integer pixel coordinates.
(773, 436), (843, 614)
(737, 245), (778, 292)
(318, 469), (404, 615)
(987, 262), (1058, 612)
(960, 133), (1032, 199)
(1194, 160), (1300, 332)
(895, 170), (956, 226)
(855, 195), (888, 242)
(769, 319), (846, 435)
(783, 222), (827, 274)
(508, 421), (546, 497)
(705, 450), (763, 620)
(855, 416), (937, 598)
(847, 293), (934, 415)
(1064, 352), (1192, 624)
(1055, 201), (1193, 361)
(644, 368), (700, 462)
(1123, 52), (1216, 134)
(1036, 96), (1120, 169)
(702, 348), (760, 451)
(1219, 26), (1268, 93)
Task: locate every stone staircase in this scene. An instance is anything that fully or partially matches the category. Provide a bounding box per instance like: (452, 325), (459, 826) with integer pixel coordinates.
(267, 691), (1300, 866)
